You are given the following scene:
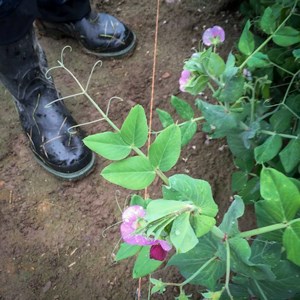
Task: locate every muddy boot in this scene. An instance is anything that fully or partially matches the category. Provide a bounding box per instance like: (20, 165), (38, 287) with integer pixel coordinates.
(36, 11), (137, 58)
(0, 28), (95, 180)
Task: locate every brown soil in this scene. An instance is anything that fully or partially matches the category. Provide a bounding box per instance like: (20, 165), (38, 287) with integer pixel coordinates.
(0, 1), (250, 299)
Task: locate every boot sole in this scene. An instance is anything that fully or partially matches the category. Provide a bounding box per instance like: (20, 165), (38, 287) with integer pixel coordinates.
(34, 152), (96, 181)
(35, 21), (137, 59)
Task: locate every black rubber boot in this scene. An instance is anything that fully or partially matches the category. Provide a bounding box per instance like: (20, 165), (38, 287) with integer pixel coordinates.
(0, 28), (95, 180)
(36, 11), (136, 58)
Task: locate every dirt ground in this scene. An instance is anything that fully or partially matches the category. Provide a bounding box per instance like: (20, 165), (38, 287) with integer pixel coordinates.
(0, 1), (247, 299)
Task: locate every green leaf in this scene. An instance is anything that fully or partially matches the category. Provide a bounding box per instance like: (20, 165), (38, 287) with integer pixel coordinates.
(293, 49), (300, 60)
(145, 199), (192, 222)
(171, 96), (194, 120)
(216, 75), (245, 104)
(233, 260), (300, 299)
(170, 212), (199, 253)
(83, 132), (131, 160)
(191, 214), (216, 237)
(250, 238), (281, 268)
(256, 168), (300, 240)
(150, 278), (166, 295)
(168, 174), (218, 217)
(115, 243), (142, 261)
(133, 246), (163, 278)
(185, 74), (209, 95)
(120, 105), (148, 147)
(228, 237), (276, 281)
(180, 121), (197, 146)
(279, 139), (300, 173)
(254, 135), (282, 163)
(247, 52), (271, 70)
(231, 171), (248, 193)
(259, 7), (278, 34)
(130, 194), (150, 208)
(149, 124), (181, 171)
(156, 108), (174, 128)
(101, 156), (155, 190)
(206, 52), (226, 77)
(270, 107), (292, 133)
(222, 52), (238, 82)
(273, 26), (300, 47)
(239, 177), (260, 204)
(234, 157), (254, 173)
(219, 196), (244, 236)
(168, 233), (226, 290)
(197, 100), (238, 138)
(283, 221), (300, 266)
(238, 20), (255, 55)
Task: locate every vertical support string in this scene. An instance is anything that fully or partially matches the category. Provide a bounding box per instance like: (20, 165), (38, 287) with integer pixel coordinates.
(138, 0), (161, 299)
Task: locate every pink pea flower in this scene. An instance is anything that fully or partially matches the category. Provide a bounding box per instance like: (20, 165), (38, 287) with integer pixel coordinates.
(120, 205), (172, 261)
(202, 26), (225, 46)
(179, 70), (191, 92)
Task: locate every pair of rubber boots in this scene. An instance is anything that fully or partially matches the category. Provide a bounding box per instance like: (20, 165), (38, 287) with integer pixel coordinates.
(0, 12), (136, 180)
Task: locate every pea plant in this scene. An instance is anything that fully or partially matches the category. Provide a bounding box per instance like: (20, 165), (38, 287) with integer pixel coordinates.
(50, 1), (300, 298)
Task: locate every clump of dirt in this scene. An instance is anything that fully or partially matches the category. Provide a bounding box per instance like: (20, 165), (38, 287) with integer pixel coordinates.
(0, 1), (248, 299)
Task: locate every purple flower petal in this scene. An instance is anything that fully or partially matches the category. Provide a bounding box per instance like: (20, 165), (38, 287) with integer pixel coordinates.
(179, 70), (191, 92)
(202, 26), (225, 46)
(150, 244), (168, 261)
(122, 205), (146, 223)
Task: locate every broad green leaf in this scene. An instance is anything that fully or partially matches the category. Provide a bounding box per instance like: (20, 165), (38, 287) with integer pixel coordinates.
(270, 107), (292, 133)
(197, 100), (238, 138)
(133, 246), (163, 278)
(167, 233), (226, 290)
(191, 213), (216, 237)
(101, 156), (155, 190)
(283, 221), (300, 266)
(180, 121), (197, 146)
(234, 157), (254, 173)
(279, 139), (300, 173)
(149, 124), (181, 171)
(260, 168), (300, 221)
(247, 52), (271, 70)
(254, 135), (282, 163)
(156, 108), (174, 128)
(206, 52), (226, 77)
(222, 52), (238, 82)
(168, 174), (218, 217)
(185, 74), (209, 95)
(250, 238), (281, 268)
(219, 196), (244, 236)
(229, 237), (276, 280)
(170, 212), (199, 253)
(227, 133), (254, 162)
(231, 171), (248, 193)
(256, 168), (300, 240)
(239, 177), (260, 204)
(115, 243), (142, 261)
(233, 260), (300, 299)
(171, 96), (194, 120)
(259, 7), (278, 34)
(238, 20), (255, 55)
(146, 199), (193, 222)
(273, 26), (300, 47)
(83, 132), (131, 160)
(216, 75), (245, 104)
(120, 105), (148, 147)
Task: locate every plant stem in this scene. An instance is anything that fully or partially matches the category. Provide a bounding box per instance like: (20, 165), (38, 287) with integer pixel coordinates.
(210, 226), (225, 239)
(225, 240), (234, 300)
(235, 218), (300, 239)
(239, 1), (298, 70)
(260, 129), (299, 140)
